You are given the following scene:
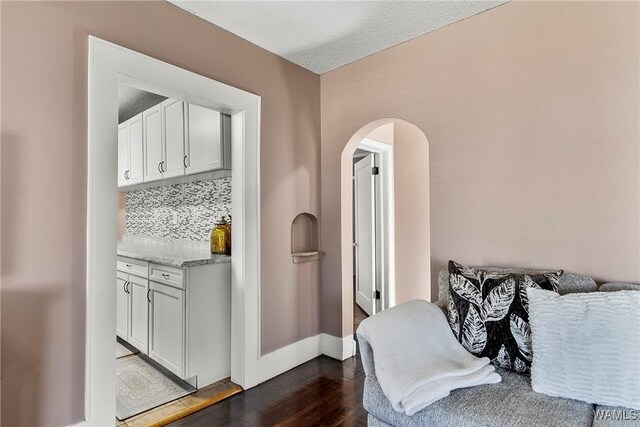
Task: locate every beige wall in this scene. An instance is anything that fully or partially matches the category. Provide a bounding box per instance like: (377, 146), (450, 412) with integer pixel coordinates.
(1, 2), (320, 425)
(320, 1), (640, 337)
(393, 121), (431, 305)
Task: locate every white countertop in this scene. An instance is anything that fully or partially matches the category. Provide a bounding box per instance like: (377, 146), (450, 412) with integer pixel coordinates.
(117, 236), (231, 268)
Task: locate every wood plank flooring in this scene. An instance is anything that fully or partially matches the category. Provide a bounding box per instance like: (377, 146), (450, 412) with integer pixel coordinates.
(167, 355), (367, 427)
(353, 302), (369, 333)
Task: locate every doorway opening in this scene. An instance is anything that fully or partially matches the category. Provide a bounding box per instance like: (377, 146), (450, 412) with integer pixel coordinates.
(352, 133), (395, 333)
(85, 37), (261, 426)
(341, 119), (430, 342)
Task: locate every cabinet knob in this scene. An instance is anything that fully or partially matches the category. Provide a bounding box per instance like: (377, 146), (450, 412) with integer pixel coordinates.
(158, 162), (163, 173)
(147, 289), (151, 303)
(126, 264), (132, 269)
(161, 273), (170, 279)
(183, 155), (188, 168)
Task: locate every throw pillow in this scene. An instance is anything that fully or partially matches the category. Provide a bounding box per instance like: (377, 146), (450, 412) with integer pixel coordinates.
(528, 288), (640, 409)
(447, 260), (562, 373)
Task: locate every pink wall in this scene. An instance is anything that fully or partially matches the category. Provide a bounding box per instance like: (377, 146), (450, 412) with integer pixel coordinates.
(1, 2), (320, 425)
(320, 1), (640, 337)
(393, 121), (431, 305)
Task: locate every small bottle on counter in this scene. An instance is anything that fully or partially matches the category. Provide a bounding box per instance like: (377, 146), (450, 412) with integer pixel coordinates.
(224, 215), (232, 255)
(210, 219), (227, 254)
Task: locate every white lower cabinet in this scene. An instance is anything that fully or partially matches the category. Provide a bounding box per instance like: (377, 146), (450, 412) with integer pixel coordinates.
(116, 265), (149, 354)
(116, 256), (231, 389)
(116, 272), (129, 341)
(149, 281), (185, 378)
(128, 275), (149, 354)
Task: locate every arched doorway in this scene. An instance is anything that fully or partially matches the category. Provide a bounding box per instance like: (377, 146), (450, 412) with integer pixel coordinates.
(341, 118), (431, 340)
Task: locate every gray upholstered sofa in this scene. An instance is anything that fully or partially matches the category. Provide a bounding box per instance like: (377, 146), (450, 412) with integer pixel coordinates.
(360, 267), (640, 427)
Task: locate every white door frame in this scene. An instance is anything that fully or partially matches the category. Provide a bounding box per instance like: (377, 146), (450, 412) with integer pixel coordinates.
(84, 37), (261, 426)
(355, 138), (395, 311)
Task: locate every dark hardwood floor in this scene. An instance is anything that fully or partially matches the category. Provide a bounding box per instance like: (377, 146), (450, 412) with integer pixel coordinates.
(353, 302), (369, 333)
(168, 355), (367, 427)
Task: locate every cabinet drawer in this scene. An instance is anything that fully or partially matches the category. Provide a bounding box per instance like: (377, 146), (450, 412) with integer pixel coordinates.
(117, 256), (149, 278)
(150, 263), (185, 289)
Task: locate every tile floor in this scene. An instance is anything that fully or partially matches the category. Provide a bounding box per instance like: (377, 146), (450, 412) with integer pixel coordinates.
(115, 338), (241, 426)
(116, 378), (242, 427)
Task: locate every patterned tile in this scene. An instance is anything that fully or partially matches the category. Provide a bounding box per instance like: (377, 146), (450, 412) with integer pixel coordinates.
(125, 177), (231, 241)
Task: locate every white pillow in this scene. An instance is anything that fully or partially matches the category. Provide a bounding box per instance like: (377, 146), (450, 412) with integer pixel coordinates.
(528, 288), (640, 410)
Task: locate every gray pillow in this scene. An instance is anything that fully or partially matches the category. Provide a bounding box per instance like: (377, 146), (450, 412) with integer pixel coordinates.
(529, 288), (640, 410)
(599, 282), (640, 292)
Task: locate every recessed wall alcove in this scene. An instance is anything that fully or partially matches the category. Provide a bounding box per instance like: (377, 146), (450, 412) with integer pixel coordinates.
(291, 213), (320, 263)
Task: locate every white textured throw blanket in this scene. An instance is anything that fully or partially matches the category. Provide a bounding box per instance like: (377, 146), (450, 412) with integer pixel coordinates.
(357, 300), (501, 416)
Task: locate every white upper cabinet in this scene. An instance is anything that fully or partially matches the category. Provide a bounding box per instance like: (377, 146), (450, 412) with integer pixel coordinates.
(162, 99), (186, 179)
(186, 104), (224, 174)
(117, 125), (129, 187)
(118, 100), (229, 189)
(128, 116), (144, 184)
(117, 113), (144, 187)
(143, 104), (164, 183)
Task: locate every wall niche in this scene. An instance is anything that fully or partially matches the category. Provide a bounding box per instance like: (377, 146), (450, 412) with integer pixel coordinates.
(291, 213), (320, 263)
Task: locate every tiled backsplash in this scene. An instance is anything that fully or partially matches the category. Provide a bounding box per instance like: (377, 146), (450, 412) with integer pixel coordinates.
(124, 177), (231, 241)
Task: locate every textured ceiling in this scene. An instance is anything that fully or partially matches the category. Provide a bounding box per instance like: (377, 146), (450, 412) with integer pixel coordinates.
(118, 85), (167, 124)
(169, 1), (506, 74)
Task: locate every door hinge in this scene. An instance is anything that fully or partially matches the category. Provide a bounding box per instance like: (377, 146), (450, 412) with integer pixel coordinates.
(372, 166), (379, 175)
(374, 290), (381, 300)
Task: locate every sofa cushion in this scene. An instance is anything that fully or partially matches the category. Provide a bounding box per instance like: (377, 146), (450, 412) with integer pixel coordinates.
(438, 267), (597, 313)
(447, 260), (561, 373)
(599, 282), (640, 292)
(529, 288), (640, 410)
(364, 369), (593, 427)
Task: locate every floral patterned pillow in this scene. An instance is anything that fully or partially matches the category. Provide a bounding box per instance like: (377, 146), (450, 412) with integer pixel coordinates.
(446, 260), (562, 373)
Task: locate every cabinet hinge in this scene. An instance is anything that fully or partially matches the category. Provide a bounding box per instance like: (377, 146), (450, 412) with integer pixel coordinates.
(372, 166), (379, 175)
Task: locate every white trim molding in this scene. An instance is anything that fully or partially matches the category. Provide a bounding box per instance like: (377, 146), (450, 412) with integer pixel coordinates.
(84, 37), (261, 426)
(258, 333), (357, 382)
(322, 334), (357, 360)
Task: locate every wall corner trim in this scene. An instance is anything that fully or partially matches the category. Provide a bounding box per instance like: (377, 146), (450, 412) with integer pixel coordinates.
(257, 334), (357, 384)
(321, 334), (356, 360)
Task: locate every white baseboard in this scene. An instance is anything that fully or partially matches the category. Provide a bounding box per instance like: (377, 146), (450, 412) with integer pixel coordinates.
(321, 333), (356, 361)
(258, 334), (323, 383)
(257, 333), (357, 385)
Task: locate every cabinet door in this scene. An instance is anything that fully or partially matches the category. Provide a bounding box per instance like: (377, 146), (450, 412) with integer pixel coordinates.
(162, 99), (185, 179)
(186, 104), (222, 174)
(117, 124), (129, 187)
(143, 104), (164, 182)
(128, 275), (149, 354)
(149, 281), (185, 377)
(128, 114), (144, 185)
(116, 273), (129, 341)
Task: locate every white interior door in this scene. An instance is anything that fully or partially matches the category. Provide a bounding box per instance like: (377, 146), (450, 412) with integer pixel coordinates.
(354, 154), (377, 316)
